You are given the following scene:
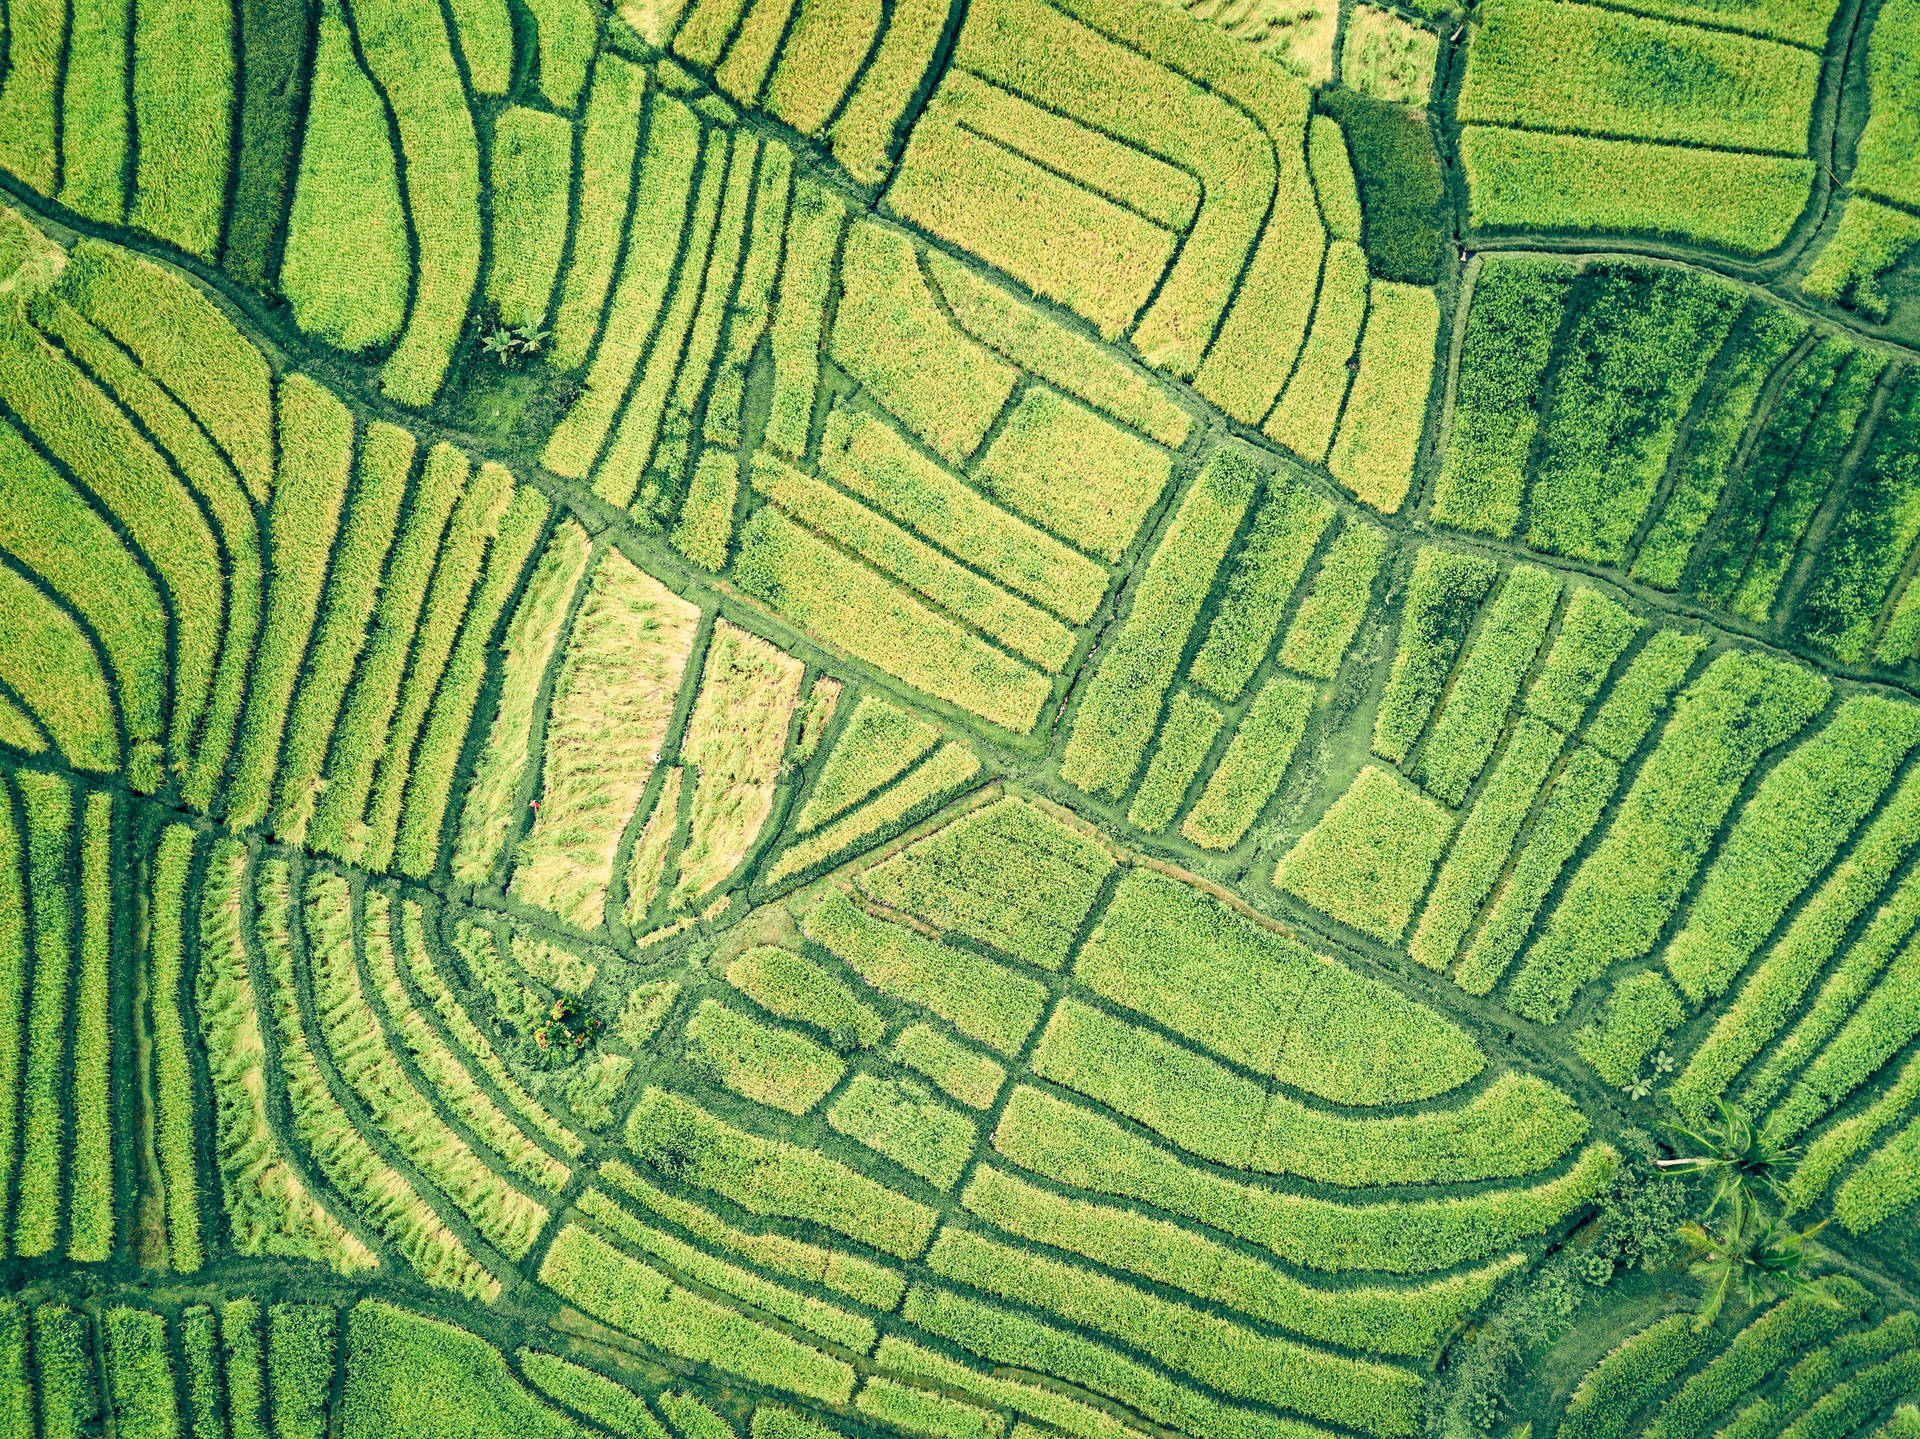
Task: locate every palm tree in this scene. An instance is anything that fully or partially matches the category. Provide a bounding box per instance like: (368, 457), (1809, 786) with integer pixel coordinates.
(1679, 1190), (1835, 1328)
(1658, 1099), (1798, 1217)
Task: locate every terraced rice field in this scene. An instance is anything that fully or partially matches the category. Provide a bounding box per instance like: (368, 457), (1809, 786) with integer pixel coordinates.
(0, 0), (1917, 1435)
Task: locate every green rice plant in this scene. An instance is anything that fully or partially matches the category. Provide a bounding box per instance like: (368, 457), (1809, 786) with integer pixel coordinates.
(1061, 449), (1258, 798)
(1309, 115), (1361, 241)
(822, 408), (1111, 626)
(829, 0), (946, 182)
(1790, 1047), (1920, 1212)
(830, 223), (1018, 464)
(762, 0), (882, 131)
(453, 521), (592, 884)
(576, 1188), (878, 1351)
(975, 385), (1177, 563)
(1182, 675), (1315, 849)
(392, 486), (550, 877)
(1779, 1350), (1920, 1439)
(223, 1300), (268, 1439)
(368, 900), (570, 1192)
(180, 1306), (222, 1439)
(1077, 868), (1485, 1103)
(926, 1225), (1424, 1437)
(1642, 1282), (1872, 1439)
(1374, 549), (1500, 763)
(751, 1405), (842, 1439)
(488, 108), (573, 328)
(858, 1377), (1004, 1439)
(1263, 240), (1367, 464)
(0, 566), (117, 772)
(149, 824), (204, 1270)
(58, 0), (130, 223)
(1666, 695), (1920, 1002)
(802, 891), (1048, 1054)
(1190, 476), (1336, 700)
(1306, 89), (1440, 284)
(446, 0), (511, 92)
(1634, 306), (1809, 591)
(667, 0), (745, 65)
(520, 1350), (670, 1439)
(352, 459), (520, 870)
(548, 98), (703, 486)
(859, 796), (1113, 970)
(794, 693), (938, 833)
(10, 772), (69, 1257)
(197, 844), (374, 1269)
(1279, 520), (1391, 678)
(928, 251), (1192, 447)
(1524, 587), (1640, 733)
(0, 1304), (27, 1435)
(340, 1300), (599, 1438)
(1802, 194), (1920, 321)
(34, 1304), (102, 1439)
(1410, 719), (1562, 972)
(873, 1337), (1159, 1439)
(683, 999), (847, 1115)
(666, 618), (806, 905)
(1459, 0), (1819, 153)
(224, 375), (356, 827)
(224, 0), (307, 285)
(509, 549), (701, 927)
(1431, 256), (1578, 538)
(1276, 765), (1454, 943)
(34, 291), (260, 806)
(0, 303), (223, 772)
(1794, 371), (1920, 661)
(1722, 1313), (1920, 1439)
(1558, 1314), (1715, 1439)
(828, 1073), (978, 1189)
(1834, 1112), (1920, 1231)
(1729, 351), (1886, 624)
(1582, 627), (1707, 761)
(523, 0), (596, 107)
(600, 1158), (906, 1310)
(625, 1086), (939, 1258)
(732, 507), (1051, 734)
(1032, 996), (1583, 1183)
(1461, 749), (1622, 997)
(1412, 566), (1561, 804)
(767, 743), (983, 885)
(1511, 650), (1830, 1022)
(960, 1164), (1523, 1361)
(704, 148), (792, 451)
(348, 0), (482, 405)
(1527, 262), (1745, 566)
(0, 0), (61, 190)
(751, 455), (1074, 671)
(130, 0), (232, 258)
(1128, 692), (1224, 834)
(305, 877), (550, 1260)
(552, 56), (649, 370)
(901, 1281), (1329, 1439)
(269, 420), (418, 844)
(885, 116), (1177, 346)
(764, 176), (846, 458)
(1460, 127), (1815, 254)
(1768, 943), (1920, 1142)
(102, 1307), (179, 1438)
(1850, 0), (1920, 209)
(70, 790), (112, 1260)
(1328, 282), (1437, 510)
(993, 1085), (1621, 1274)
(280, 0), (410, 353)
(727, 946), (887, 1050)
(892, 1025), (1006, 1111)
(1574, 970), (1687, 1088)
(641, 134), (764, 515)
(268, 1305), (336, 1439)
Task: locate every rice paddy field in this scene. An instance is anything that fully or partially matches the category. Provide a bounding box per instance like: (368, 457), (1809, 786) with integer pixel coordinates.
(0, 0), (1917, 1434)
